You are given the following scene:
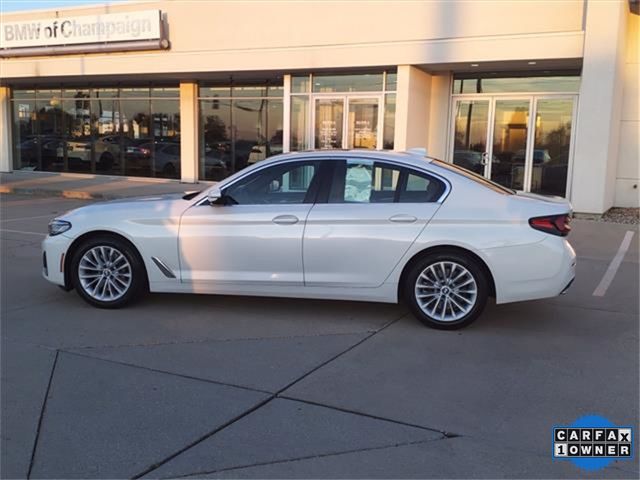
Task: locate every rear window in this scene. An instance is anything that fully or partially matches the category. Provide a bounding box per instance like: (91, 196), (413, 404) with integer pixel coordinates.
(430, 159), (514, 195)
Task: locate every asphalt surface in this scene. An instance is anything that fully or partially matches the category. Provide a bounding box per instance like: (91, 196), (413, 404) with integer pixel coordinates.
(1, 193), (638, 479)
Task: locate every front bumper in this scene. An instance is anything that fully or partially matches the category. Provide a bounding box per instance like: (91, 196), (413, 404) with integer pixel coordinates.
(41, 234), (73, 287)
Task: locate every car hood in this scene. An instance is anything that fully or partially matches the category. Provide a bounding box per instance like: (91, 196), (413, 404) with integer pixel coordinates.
(57, 193), (194, 237)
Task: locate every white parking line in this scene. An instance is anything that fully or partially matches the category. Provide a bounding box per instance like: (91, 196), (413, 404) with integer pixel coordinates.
(0, 228), (47, 236)
(593, 230), (635, 297)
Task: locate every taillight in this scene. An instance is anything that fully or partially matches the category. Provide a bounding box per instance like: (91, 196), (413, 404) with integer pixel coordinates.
(529, 213), (572, 237)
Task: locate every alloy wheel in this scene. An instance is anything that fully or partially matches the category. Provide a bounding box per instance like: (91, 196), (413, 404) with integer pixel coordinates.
(414, 261), (478, 322)
(78, 246), (132, 301)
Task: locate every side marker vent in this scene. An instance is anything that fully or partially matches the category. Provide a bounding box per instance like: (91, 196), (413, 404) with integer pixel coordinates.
(151, 257), (176, 279)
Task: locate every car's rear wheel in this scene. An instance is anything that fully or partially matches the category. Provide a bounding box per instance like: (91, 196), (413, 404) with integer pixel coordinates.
(71, 235), (145, 308)
(404, 251), (488, 329)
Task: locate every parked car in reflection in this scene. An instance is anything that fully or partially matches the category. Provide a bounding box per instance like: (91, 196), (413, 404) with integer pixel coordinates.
(248, 143), (284, 165)
(513, 149), (552, 164)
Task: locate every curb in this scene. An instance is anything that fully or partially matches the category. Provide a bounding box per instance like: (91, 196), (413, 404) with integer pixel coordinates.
(0, 185), (125, 200)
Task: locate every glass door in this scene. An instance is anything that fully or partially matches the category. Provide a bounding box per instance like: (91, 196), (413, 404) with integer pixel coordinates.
(313, 96), (382, 150)
(452, 99), (490, 175)
(314, 98), (344, 149)
(529, 97), (575, 197)
(346, 98), (380, 149)
(450, 96), (575, 196)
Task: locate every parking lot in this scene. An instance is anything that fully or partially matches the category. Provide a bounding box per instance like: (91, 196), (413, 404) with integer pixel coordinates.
(1, 193), (638, 479)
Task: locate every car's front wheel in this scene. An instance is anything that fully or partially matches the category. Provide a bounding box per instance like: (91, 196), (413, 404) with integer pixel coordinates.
(71, 235), (146, 308)
(404, 251), (489, 329)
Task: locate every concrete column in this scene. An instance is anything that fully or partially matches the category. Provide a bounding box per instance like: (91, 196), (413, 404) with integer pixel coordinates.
(179, 81), (198, 183)
(570, 0), (628, 213)
(426, 73), (452, 160)
(394, 65), (431, 152)
(0, 86), (12, 173)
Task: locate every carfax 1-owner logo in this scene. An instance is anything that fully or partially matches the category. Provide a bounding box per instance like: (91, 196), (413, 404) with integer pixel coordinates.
(553, 415), (634, 471)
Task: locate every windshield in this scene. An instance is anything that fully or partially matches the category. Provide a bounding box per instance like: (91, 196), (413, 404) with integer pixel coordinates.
(430, 159), (515, 195)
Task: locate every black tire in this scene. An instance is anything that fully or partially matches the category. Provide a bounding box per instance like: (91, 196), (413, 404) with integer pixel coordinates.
(70, 234), (146, 308)
(404, 251), (489, 330)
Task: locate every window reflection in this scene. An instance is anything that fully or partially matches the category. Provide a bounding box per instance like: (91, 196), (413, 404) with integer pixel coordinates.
(313, 74), (383, 93)
(490, 100), (529, 190)
(453, 76), (580, 94)
(531, 99), (573, 197)
(453, 100), (489, 175)
(199, 85), (283, 181)
(383, 94), (395, 149)
(11, 87), (180, 179)
(200, 97), (232, 181)
(290, 96), (309, 151)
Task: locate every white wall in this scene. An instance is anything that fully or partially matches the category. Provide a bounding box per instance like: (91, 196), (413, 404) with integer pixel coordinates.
(614, 10), (640, 208)
(426, 74), (452, 160)
(0, 1), (585, 80)
(394, 66), (431, 151)
(570, 0), (629, 214)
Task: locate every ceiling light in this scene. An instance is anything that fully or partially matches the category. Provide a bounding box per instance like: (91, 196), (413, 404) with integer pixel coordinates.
(528, 61), (537, 65)
(470, 63), (479, 67)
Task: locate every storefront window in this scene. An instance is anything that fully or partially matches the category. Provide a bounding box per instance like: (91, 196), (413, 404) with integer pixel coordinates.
(199, 84), (283, 181)
(290, 96), (309, 151)
(12, 95), (37, 170)
(453, 75), (580, 94)
(312, 73), (384, 93)
(290, 71), (396, 151)
(11, 86), (180, 179)
(383, 94), (396, 149)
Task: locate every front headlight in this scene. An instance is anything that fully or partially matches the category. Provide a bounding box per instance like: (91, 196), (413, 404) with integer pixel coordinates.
(48, 219), (72, 236)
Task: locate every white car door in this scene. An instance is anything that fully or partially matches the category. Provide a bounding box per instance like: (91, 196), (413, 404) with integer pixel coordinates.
(303, 158), (446, 287)
(179, 160), (322, 286)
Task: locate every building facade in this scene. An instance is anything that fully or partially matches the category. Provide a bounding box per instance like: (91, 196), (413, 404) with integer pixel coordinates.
(0, 0), (638, 214)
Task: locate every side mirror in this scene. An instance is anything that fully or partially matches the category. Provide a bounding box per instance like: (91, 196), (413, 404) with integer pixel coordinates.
(207, 187), (223, 205)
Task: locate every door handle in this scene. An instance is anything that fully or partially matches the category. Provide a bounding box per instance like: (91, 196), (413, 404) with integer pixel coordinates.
(272, 215), (299, 225)
(389, 214), (417, 223)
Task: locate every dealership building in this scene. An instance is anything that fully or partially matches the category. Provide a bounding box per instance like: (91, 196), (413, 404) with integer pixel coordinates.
(0, 0), (638, 214)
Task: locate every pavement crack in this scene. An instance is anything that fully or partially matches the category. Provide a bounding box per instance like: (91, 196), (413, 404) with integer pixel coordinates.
(131, 395), (276, 480)
(278, 395), (459, 438)
(274, 311), (408, 396)
(26, 349), (59, 479)
(59, 349), (273, 395)
(130, 312), (408, 479)
(67, 330), (375, 351)
(168, 436), (450, 479)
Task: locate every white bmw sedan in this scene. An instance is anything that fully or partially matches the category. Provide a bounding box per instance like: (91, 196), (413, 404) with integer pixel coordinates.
(42, 151), (576, 329)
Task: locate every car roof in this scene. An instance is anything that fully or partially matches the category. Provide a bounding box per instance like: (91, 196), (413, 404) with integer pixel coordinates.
(265, 149), (435, 169)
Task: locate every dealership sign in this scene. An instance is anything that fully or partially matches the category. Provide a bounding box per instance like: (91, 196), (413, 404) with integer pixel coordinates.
(1, 10), (165, 55)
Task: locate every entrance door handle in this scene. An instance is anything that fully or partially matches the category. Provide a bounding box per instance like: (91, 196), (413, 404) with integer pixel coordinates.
(272, 214), (299, 225)
(389, 214), (417, 223)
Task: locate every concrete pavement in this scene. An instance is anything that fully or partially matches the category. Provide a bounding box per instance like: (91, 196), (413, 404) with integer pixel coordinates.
(1, 193), (638, 479)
